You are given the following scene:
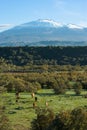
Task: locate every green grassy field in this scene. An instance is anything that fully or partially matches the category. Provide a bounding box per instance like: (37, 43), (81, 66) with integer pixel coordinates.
(1, 89), (87, 130)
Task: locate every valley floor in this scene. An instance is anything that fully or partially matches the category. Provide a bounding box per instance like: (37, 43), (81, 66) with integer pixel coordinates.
(1, 89), (87, 130)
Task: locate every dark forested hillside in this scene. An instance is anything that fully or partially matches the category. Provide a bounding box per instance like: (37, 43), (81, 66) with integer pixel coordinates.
(0, 46), (87, 66)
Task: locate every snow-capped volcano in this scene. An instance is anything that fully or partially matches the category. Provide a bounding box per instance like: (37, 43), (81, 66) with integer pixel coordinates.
(0, 19), (87, 46)
(19, 19), (85, 29)
(36, 19), (63, 27)
(19, 19), (63, 28)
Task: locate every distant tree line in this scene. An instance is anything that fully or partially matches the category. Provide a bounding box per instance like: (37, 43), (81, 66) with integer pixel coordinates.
(0, 71), (87, 95)
(0, 46), (87, 66)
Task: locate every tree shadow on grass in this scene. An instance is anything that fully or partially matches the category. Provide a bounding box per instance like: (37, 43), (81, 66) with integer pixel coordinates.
(8, 110), (16, 114)
(64, 93), (83, 99)
(37, 92), (55, 96)
(14, 106), (24, 110)
(26, 106), (34, 109)
(20, 100), (34, 104)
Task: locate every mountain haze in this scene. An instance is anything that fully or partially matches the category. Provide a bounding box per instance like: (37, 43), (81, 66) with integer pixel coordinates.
(0, 19), (87, 46)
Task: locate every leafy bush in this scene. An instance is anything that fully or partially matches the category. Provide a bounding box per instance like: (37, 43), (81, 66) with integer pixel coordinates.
(53, 80), (66, 94)
(31, 107), (87, 130)
(70, 107), (87, 130)
(31, 107), (54, 130)
(0, 106), (11, 130)
(73, 82), (82, 95)
(49, 107), (87, 130)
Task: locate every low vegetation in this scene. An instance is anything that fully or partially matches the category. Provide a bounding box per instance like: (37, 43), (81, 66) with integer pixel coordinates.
(0, 46), (87, 129)
(0, 88), (87, 130)
(32, 106), (87, 130)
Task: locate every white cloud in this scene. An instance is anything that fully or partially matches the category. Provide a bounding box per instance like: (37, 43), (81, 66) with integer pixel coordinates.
(0, 24), (15, 32)
(0, 24), (12, 29)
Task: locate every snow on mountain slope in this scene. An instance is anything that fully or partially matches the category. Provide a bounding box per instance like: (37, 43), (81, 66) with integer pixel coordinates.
(67, 24), (83, 29)
(0, 19), (87, 46)
(17, 19), (63, 28)
(18, 19), (84, 29)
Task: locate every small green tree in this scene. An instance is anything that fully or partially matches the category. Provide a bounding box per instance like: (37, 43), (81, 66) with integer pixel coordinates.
(53, 80), (66, 94)
(48, 111), (71, 130)
(31, 108), (54, 130)
(14, 78), (25, 92)
(48, 107), (87, 130)
(25, 82), (34, 92)
(0, 106), (11, 130)
(70, 107), (87, 130)
(73, 82), (82, 95)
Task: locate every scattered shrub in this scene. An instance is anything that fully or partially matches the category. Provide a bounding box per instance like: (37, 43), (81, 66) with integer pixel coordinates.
(0, 106), (11, 130)
(31, 107), (54, 130)
(31, 107), (87, 130)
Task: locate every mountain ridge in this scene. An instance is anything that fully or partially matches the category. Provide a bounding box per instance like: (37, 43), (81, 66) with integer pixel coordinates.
(0, 19), (87, 46)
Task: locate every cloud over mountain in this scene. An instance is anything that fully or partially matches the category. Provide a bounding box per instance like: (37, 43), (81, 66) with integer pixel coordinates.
(0, 24), (11, 29)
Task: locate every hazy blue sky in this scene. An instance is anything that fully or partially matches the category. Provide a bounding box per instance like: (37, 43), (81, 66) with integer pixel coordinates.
(0, 0), (87, 31)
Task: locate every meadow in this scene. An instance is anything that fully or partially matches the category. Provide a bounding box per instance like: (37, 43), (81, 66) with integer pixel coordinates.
(1, 89), (87, 130)
(0, 46), (87, 130)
